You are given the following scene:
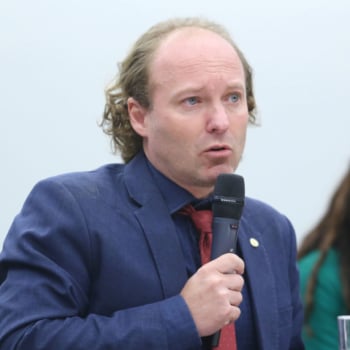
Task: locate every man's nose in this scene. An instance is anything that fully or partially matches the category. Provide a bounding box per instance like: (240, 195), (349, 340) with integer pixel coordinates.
(206, 103), (230, 133)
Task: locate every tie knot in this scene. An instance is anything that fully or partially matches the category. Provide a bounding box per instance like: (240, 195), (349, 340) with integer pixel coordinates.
(180, 205), (213, 234)
(191, 210), (213, 234)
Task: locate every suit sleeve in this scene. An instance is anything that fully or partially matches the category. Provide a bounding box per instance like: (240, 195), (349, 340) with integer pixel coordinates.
(0, 179), (201, 350)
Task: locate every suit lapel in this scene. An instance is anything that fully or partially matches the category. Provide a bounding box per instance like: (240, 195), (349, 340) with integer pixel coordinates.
(238, 217), (279, 350)
(124, 155), (188, 298)
(135, 200), (189, 297)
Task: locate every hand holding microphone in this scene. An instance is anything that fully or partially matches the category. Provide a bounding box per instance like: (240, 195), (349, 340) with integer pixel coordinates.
(180, 253), (244, 337)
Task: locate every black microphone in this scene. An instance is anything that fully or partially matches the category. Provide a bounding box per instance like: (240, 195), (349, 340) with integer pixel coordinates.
(210, 173), (245, 347)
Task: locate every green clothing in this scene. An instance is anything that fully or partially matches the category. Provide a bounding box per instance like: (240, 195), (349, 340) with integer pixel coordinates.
(298, 248), (348, 350)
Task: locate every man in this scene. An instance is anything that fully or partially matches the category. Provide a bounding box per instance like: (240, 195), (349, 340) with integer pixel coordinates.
(0, 17), (304, 349)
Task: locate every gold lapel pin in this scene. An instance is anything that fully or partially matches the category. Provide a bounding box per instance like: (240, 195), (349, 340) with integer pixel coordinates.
(249, 238), (259, 248)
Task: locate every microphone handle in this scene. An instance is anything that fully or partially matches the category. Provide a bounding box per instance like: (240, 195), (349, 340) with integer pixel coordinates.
(211, 331), (221, 347)
(211, 217), (239, 260)
(210, 217), (240, 347)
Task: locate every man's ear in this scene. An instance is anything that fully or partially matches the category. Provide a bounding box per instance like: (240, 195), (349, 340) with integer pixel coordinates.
(127, 97), (148, 137)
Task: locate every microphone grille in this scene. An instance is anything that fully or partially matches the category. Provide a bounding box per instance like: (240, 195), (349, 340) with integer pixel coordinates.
(213, 173), (245, 219)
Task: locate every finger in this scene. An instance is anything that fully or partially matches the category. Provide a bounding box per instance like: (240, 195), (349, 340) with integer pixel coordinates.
(223, 305), (241, 326)
(229, 289), (243, 306)
(228, 274), (245, 292)
(219, 272), (244, 292)
(213, 253), (245, 275)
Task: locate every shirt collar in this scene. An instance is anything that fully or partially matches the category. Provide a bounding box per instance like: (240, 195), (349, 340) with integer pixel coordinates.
(146, 159), (213, 214)
(146, 160), (194, 214)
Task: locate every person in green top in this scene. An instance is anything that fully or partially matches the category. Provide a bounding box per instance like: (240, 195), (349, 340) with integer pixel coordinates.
(298, 165), (350, 350)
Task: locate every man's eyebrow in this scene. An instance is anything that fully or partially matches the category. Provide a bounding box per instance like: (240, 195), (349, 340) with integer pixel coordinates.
(226, 82), (246, 90)
(174, 83), (245, 94)
(170, 86), (206, 98)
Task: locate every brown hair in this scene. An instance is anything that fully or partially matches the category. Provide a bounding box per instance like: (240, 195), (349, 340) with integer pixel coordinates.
(101, 17), (257, 163)
(298, 165), (350, 326)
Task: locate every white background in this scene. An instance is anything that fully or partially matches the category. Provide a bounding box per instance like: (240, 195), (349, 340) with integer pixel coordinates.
(1, 0), (349, 247)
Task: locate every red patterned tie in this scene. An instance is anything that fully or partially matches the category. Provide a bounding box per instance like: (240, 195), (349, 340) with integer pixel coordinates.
(180, 205), (237, 350)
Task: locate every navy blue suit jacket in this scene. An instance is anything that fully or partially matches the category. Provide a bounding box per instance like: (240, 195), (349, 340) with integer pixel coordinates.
(0, 153), (304, 349)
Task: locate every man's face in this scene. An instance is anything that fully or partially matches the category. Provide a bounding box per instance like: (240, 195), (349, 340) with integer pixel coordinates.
(129, 27), (249, 198)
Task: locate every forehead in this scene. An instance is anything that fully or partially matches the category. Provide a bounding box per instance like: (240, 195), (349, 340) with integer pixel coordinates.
(149, 27), (244, 82)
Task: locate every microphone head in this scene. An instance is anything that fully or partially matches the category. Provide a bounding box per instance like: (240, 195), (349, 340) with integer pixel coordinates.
(213, 173), (245, 219)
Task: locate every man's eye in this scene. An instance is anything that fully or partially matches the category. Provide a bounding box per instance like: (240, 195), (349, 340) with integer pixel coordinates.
(185, 97), (198, 105)
(229, 94), (240, 103)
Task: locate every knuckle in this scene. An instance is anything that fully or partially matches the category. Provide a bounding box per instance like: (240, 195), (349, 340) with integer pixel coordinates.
(236, 274), (244, 287)
(236, 291), (243, 304)
(230, 290), (243, 306)
(234, 306), (241, 319)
